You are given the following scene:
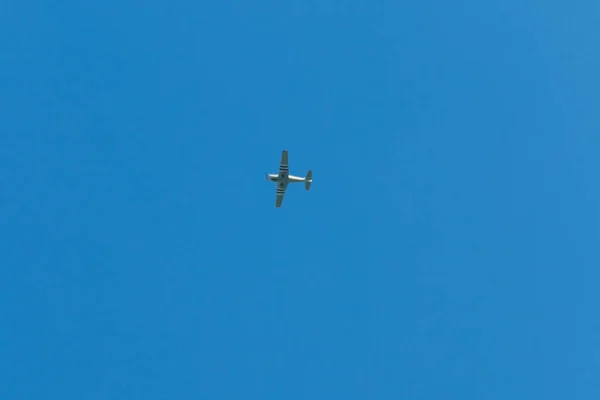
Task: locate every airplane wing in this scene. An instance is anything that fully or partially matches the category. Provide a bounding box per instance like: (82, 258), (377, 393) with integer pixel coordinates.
(275, 182), (287, 207)
(275, 150), (289, 207)
(276, 151), (289, 207)
(278, 150), (289, 178)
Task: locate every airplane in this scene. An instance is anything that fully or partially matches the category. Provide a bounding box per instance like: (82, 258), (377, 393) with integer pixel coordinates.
(266, 150), (312, 207)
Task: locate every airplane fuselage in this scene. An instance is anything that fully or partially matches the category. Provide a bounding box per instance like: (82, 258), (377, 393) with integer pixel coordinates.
(266, 173), (306, 183)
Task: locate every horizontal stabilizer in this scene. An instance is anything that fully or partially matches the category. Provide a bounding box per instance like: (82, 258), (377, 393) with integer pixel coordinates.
(305, 170), (312, 190)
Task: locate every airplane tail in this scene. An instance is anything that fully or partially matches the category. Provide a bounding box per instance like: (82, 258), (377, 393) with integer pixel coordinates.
(305, 170), (312, 190)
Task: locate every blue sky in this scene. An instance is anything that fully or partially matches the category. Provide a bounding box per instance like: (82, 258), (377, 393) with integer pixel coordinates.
(1, 1), (599, 398)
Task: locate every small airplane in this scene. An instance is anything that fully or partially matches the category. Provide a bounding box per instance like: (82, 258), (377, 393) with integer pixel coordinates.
(266, 150), (312, 207)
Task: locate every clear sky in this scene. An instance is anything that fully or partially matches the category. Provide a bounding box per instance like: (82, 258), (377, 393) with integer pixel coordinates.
(1, 1), (599, 399)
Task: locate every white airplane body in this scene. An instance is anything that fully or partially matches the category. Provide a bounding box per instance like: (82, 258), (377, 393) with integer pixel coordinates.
(266, 150), (312, 207)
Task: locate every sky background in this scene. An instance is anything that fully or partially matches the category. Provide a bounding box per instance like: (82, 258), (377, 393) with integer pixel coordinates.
(1, 0), (599, 399)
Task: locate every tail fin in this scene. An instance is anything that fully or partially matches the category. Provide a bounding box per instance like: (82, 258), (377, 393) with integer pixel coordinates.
(305, 170), (312, 190)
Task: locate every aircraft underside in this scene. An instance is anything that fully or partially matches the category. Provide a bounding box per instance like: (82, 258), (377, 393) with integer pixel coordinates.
(266, 150), (312, 207)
